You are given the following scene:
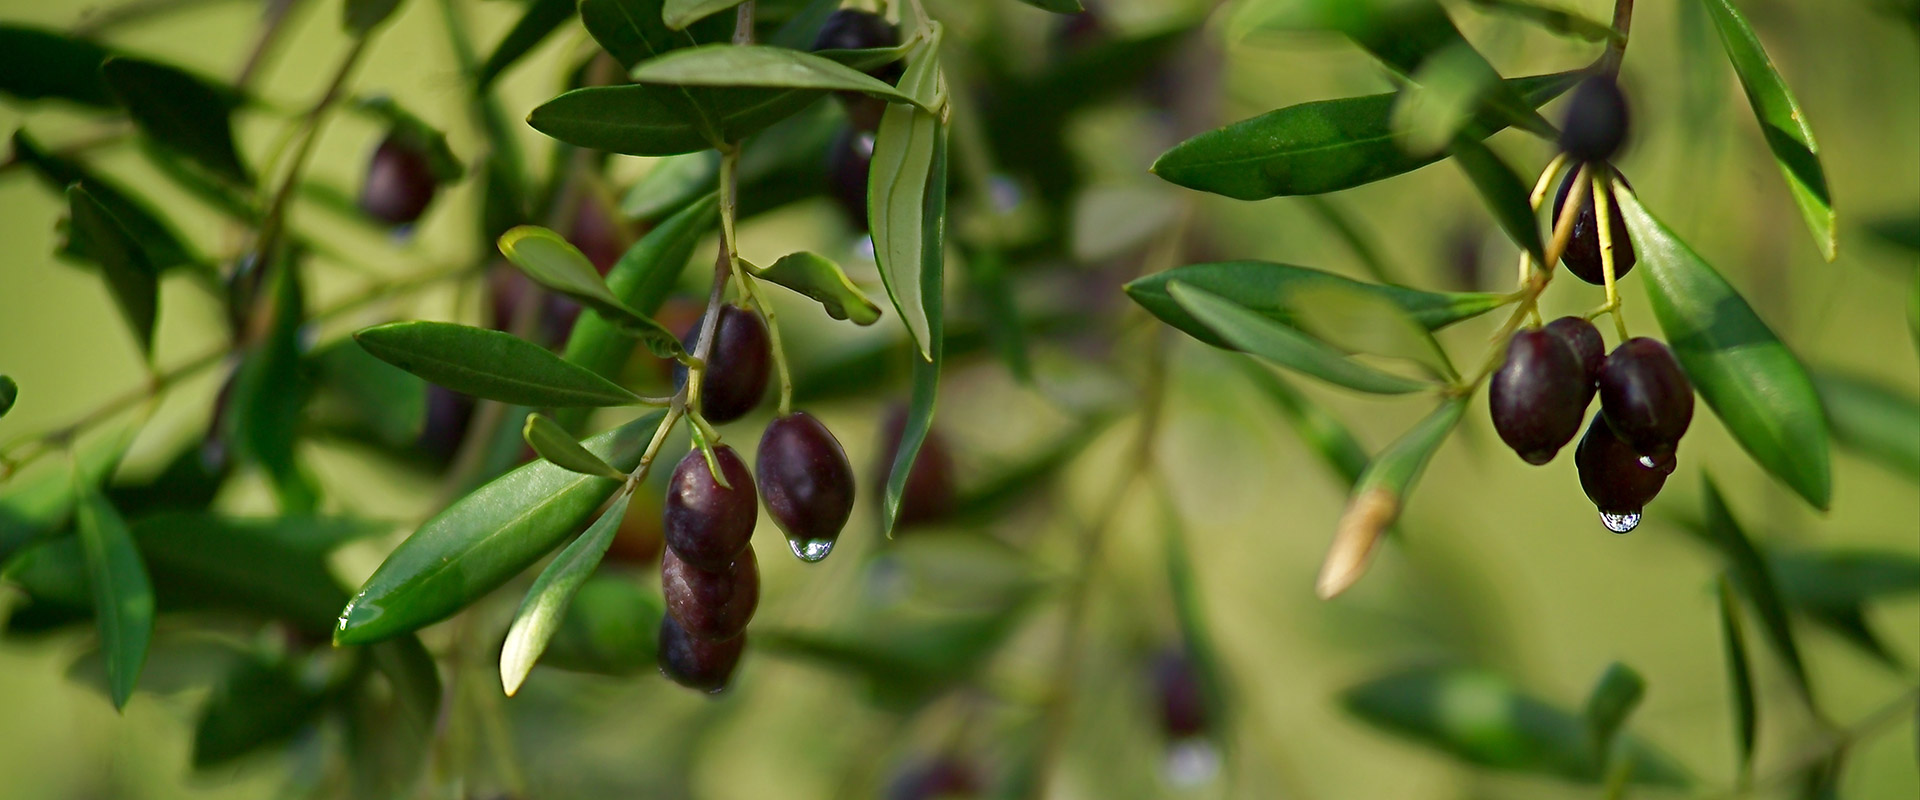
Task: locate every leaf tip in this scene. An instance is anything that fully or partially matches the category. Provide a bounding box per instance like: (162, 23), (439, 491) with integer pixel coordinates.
(1317, 487), (1398, 599)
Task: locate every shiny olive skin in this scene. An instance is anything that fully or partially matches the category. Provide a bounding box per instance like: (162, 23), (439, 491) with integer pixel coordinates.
(1576, 416), (1674, 515)
(657, 615), (745, 693)
(672, 306), (771, 424)
(358, 136), (438, 226)
(663, 446), (758, 572)
(757, 412), (856, 545)
(1559, 75), (1629, 163)
(1489, 328), (1591, 466)
(1543, 316), (1606, 391)
(875, 406), (957, 530)
(1599, 337), (1694, 458)
(1553, 170), (1636, 286)
(1153, 648), (1208, 740)
(661, 547), (759, 641)
(825, 127), (875, 231)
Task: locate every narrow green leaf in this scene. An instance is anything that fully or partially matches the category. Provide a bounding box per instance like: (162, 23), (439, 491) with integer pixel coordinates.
(65, 183), (159, 357)
(960, 246), (1032, 383)
(1150, 72), (1577, 200)
(1167, 282), (1433, 395)
(0, 375), (16, 419)
(354, 321), (645, 407)
(477, 0), (574, 89)
(1699, 0), (1836, 260)
(751, 251), (883, 325)
(553, 194), (717, 432)
(1317, 398), (1463, 598)
(1015, 0), (1086, 11)
(522, 415), (627, 479)
(1394, 43), (1499, 156)
(500, 490), (632, 695)
(540, 576), (663, 675)
(1359, 397), (1464, 499)
(868, 40), (945, 360)
(101, 58), (248, 185)
(1286, 281), (1457, 380)
(0, 25), (116, 107)
(1813, 371), (1920, 481)
(1702, 476), (1814, 706)
(1584, 662), (1647, 764)
(582, 0), (715, 69)
(192, 653), (325, 768)
(1128, 262), (1505, 345)
(1342, 665), (1690, 785)
(1718, 574), (1758, 771)
(1451, 137), (1544, 264)
(335, 413), (664, 645)
(1341, 1), (1555, 138)
(15, 132), (199, 271)
(1616, 185), (1831, 509)
(344, 0), (406, 35)
(72, 464), (154, 710)
(1464, 0), (1621, 42)
(497, 225), (684, 356)
(882, 124), (948, 536)
(1232, 359), (1369, 487)
(354, 96), (464, 183)
(1772, 549), (1920, 609)
(662, 0), (742, 29)
(621, 152), (717, 221)
(308, 337), (427, 448)
(631, 44), (929, 109)
(224, 258), (315, 513)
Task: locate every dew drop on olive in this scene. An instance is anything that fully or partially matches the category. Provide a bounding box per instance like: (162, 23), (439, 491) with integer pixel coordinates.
(1598, 337), (1694, 459)
(672, 306), (770, 424)
(1552, 170), (1636, 286)
(757, 411), (856, 562)
(657, 615), (745, 694)
(358, 136), (438, 227)
(1543, 315), (1607, 391)
(1558, 74), (1630, 164)
(875, 406), (957, 531)
(1489, 328), (1590, 466)
(661, 546), (759, 641)
(663, 446), (758, 572)
(1575, 416), (1672, 533)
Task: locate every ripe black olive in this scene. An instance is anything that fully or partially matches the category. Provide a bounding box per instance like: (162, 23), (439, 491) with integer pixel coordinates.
(1576, 416), (1674, 532)
(1559, 74), (1630, 164)
(875, 406), (957, 531)
(661, 546), (759, 641)
(1489, 328), (1590, 465)
(825, 127), (875, 232)
(1543, 316), (1607, 390)
(812, 10), (902, 132)
(358, 136), (438, 227)
(1598, 337), (1694, 459)
(1552, 170), (1636, 286)
(663, 446), (758, 572)
(1152, 648), (1208, 740)
(757, 412), (856, 561)
(673, 306), (771, 425)
(657, 615), (744, 693)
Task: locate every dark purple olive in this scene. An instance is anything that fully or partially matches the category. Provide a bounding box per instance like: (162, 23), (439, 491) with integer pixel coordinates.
(875, 406), (957, 531)
(886, 756), (981, 800)
(569, 198), (629, 276)
(812, 10), (901, 131)
(825, 127), (875, 231)
(1559, 75), (1630, 164)
(757, 412), (856, 562)
(663, 446), (758, 572)
(358, 136), (438, 227)
(672, 306), (770, 424)
(1489, 328), (1590, 465)
(1153, 648), (1208, 740)
(1543, 316), (1606, 390)
(661, 547), (758, 641)
(657, 615), (745, 693)
(1576, 417), (1674, 533)
(1598, 337), (1694, 459)
(488, 266), (583, 346)
(1552, 169), (1636, 286)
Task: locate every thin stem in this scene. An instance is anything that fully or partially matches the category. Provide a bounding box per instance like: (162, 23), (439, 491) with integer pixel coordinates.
(1590, 168), (1631, 341)
(235, 0), (306, 90)
(737, 272), (793, 415)
(1600, 0), (1636, 78)
(1461, 162), (1592, 392)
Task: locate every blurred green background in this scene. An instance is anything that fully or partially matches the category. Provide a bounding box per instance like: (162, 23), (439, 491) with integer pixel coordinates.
(0, 0), (1916, 798)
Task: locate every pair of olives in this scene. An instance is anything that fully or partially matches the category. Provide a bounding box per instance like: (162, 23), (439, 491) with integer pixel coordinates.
(1490, 318), (1694, 532)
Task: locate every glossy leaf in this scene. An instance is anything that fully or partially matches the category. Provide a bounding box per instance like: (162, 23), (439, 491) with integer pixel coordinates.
(0, 375), (15, 419)
(1151, 72), (1576, 200)
(308, 337), (427, 448)
(631, 44), (928, 108)
(661, 0), (742, 29)
(1583, 662), (1646, 763)
(1451, 137), (1544, 264)
(335, 413), (663, 645)
(553, 195), (716, 432)
(540, 576), (663, 675)
(1318, 398), (1464, 598)
(477, 0), (574, 89)
(1167, 282), (1433, 395)
(1464, 0), (1621, 42)
(65, 184), (158, 357)
(192, 653), (325, 768)
(1718, 575), (1758, 771)
(354, 321), (644, 407)
(0, 25), (116, 107)
(1233, 359), (1368, 487)
(522, 415), (626, 479)
(1127, 261), (1505, 347)
(869, 40), (945, 360)
(1813, 371), (1920, 481)
(15, 132), (199, 271)
(354, 96), (464, 183)
(498, 226), (683, 356)
(752, 251), (883, 325)
(1700, 0), (1836, 260)
(101, 58), (248, 185)
(500, 491), (631, 695)
(883, 125), (948, 536)
(72, 465), (154, 710)
(1702, 476), (1814, 705)
(1342, 665), (1688, 785)
(1616, 185), (1831, 510)
(344, 0), (405, 34)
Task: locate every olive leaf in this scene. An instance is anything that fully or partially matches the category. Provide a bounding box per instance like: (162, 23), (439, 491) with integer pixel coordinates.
(1451, 137), (1545, 265)
(1126, 261), (1507, 348)
(355, 322), (645, 408)
(0, 25), (117, 107)
(335, 413), (664, 645)
(0, 430), (127, 564)
(192, 652), (326, 768)
(497, 226), (683, 357)
(1718, 575), (1758, 772)
(101, 57), (249, 186)
(522, 415), (627, 480)
(223, 255), (316, 513)
(1701, 476), (1814, 707)
(1167, 282), (1434, 395)
(661, 0), (743, 30)
(1463, 0), (1622, 42)
(1583, 662), (1646, 766)
(65, 184), (159, 358)
(750, 252), (883, 325)
(500, 490), (633, 695)
(476, 0), (574, 90)
(539, 576), (664, 675)
(1317, 397), (1464, 598)
(1615, 184), (1831, 510)
(16, 132), (200, 272)
(882, 124), (949, 537)
(344, 0), (405, 35)
(1285, 282), (1457, 381)
(72, 464), (154, 711)
(307, 337), (427, 448)
(630, 44), (931, 110)
(0, 375), (15, 419)
(868, 34), (947, 362)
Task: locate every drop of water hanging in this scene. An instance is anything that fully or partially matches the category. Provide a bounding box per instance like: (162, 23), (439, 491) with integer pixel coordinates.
(1600, 511), (1642, 533)
(1637, 455), (1658, 469)
(788, 536), (836, 563)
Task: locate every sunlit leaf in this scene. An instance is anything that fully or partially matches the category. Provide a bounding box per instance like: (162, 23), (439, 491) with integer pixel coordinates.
(497, 226), (683, 356)
(868, 37), (946, 361)
(1616, 185), (1831, 510)
(0, 25), (116, 107)
(1286, 281), (1456, 380)
(500, 490), (632, 695)
(1127, 262), (1505, 347)
(751, 251), (883, 325)
(72, 465), (153, 710)
(882, 123), (948, 537)
(1167, 282), (1433, 395)
(355, 322), (645, 407)
(65, 184), (158, 357)
(631, 44), (929, 109)
(101, 57), (248, 185)
(1813, 371), (1920, 481)
(522, 414), (626, 479)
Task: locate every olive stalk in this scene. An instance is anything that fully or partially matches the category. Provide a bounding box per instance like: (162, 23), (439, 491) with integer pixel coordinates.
(1457, 162), (1593, 394)
(1590, 169), (1632, 341)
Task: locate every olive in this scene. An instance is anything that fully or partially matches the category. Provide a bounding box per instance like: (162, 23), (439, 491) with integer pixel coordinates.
(812, 10), (902, 132)
(657, 615), (745, 693)
(568, 197), (628, 276)
(1552, 170), (1636, 286)
(357, 135), (438, 227)
(663, 446), (758, 572)
(825, 126), (875, 232)
(875, 406), (957, 531)
(1598, 337), (1694, 458)
(661, 547), (759, 641)
(672, 306), (771, 424)
(1489, 328), (1590, 465)
(1558, 74), (1629, 164)
(1152, 648), (1208, 740)
(1543, 315), (1607, 390)
(756, 412), (856, 557)
(1576, 416), (1674, 531)
(886, 756), (981, 800)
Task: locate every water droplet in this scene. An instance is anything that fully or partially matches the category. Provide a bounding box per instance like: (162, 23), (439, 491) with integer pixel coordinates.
(788, 536), (836, 563)
(1600, 511), (1641, 533)
(1162, 738), (1221, 787)
(1637, 455), (1658, 469)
